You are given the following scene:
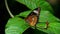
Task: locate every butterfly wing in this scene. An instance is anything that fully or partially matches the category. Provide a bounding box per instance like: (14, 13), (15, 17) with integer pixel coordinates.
(25, 7), (40, 26)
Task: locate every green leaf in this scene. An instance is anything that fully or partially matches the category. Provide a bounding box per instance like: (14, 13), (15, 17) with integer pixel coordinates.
(40, 1), (53, 13)
(36, 22), (60, 34)
(5, 0), (60, 34)
(17, 10), (32, 17)
(16, 0), (53, 13)
(11, 0), (59, 34)
(39, 10), (59, 22)
(5, 17), (29, 34)
(16, 0), (39, 9)
(17, 10), (60, 34)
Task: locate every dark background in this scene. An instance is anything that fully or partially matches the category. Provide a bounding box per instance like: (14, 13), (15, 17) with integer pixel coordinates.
(0, 0), (60, 34)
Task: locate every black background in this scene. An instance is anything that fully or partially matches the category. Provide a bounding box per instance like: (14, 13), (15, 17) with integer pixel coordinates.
(0, 0), (60, 34)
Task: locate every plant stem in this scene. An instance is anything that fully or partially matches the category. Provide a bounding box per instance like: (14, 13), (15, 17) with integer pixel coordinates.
(5, 0), (14, 18)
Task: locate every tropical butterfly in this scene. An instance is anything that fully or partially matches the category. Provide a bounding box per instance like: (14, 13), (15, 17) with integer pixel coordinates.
(25, 7), (40, 26)
(25, 7), (49, 29)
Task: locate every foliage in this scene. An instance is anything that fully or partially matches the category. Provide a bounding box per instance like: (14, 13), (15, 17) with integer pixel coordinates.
(5, 17), (29, 34)
(5, 0), (60, 34)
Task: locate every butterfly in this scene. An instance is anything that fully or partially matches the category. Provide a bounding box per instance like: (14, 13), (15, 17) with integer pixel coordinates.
(25, 7), (49, 29)
(25, 7), (40, 26)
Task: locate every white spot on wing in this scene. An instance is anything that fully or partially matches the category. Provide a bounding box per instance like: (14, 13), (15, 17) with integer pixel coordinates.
(33, 10), (38, 14)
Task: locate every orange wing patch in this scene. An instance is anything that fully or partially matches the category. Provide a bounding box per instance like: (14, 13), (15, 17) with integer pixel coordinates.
(30, 16), (37, 26)
(25, 15), (37, 26)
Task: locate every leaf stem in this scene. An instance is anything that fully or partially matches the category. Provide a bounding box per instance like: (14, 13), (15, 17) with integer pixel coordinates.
(5, 0), (14, 18)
